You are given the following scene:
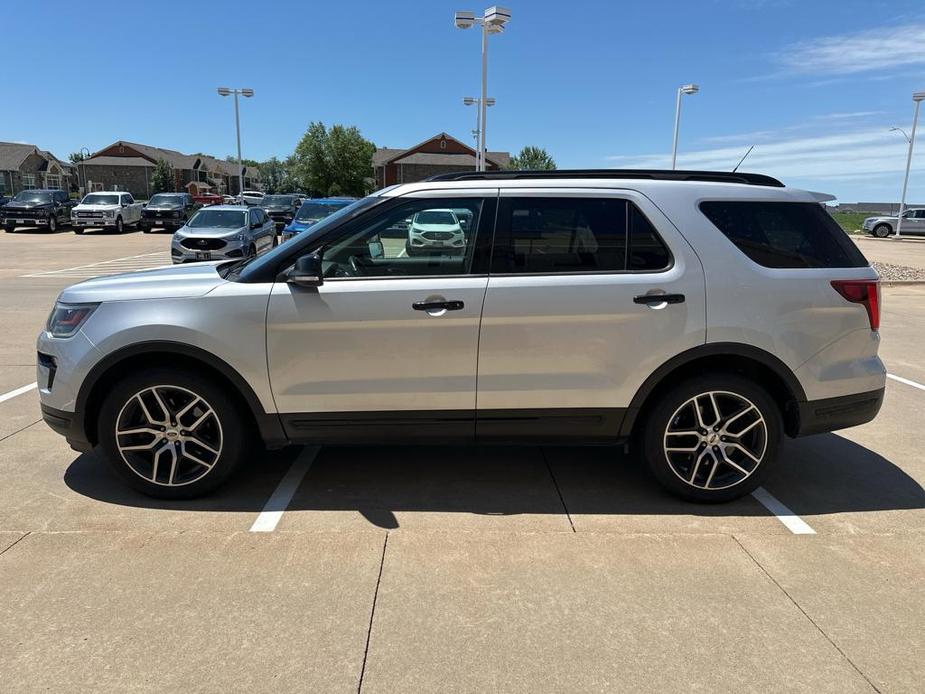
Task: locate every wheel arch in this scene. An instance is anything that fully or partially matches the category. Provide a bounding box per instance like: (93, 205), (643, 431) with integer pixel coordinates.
(620, 343), (807, 439)
(76, 341), (286, 448)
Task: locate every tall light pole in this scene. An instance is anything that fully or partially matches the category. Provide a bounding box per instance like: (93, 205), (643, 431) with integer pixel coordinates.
(895, 91), (925, 239)
(463, 96), (495, 170)
(671, 83), (699, 170)
(217, 87), (254, 197)
(455, 7), (511, 172)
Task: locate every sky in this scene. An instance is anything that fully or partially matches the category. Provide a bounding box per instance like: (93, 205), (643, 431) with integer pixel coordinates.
(3, 0), (925, 202)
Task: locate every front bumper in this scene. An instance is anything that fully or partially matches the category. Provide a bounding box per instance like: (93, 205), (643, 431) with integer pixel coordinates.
(2, 216), (48, 227)
(41, 404), (93, 452)
(795, 387), (884, 437)
(171, 237), (247, 263)
(73, 218), (117, 227)
(141, 216), (184, 229)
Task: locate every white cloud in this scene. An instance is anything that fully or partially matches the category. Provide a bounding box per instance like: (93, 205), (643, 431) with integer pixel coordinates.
(607, 128), (919, 184)
(778, 23), (925, 75)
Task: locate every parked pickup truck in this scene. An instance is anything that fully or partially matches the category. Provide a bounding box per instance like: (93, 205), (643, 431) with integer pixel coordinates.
(140, 192), (198, 232)
(71, 192), (143, 234)
(1, 189), (75, 232)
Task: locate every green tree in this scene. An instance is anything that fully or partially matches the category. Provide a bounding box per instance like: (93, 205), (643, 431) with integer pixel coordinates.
(260, 156), (297, 194)
(509, 146), (556, 171)
(225, 155), (260, 168)
(68, 151), (87, 164)
(289, 122), (376, 197)
(151, 159), (175, 194)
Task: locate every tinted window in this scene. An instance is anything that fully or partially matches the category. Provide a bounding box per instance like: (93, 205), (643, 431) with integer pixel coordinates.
(187, 210), (247, 228)
(700, 201), (868, 269)
(492, 198), (670, 274)
(82, 194), (119, 205)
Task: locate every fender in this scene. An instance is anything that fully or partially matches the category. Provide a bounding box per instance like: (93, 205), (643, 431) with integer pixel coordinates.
(76, 340), (287, 447)
(618, 342), (807, 438)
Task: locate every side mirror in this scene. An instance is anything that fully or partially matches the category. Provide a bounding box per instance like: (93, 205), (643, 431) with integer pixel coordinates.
(368, 240), (384, 259)
(287, 252), (323, 287)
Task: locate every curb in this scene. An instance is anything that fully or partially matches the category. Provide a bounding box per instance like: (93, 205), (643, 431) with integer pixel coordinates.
(881, 280), (925, 287)
(854, 234), (925, 243)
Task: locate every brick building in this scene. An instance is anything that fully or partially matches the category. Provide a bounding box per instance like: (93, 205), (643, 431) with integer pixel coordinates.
(77, 141), (261, 199)
(0, 142), (75, 196)
(373, 132), (509, 187)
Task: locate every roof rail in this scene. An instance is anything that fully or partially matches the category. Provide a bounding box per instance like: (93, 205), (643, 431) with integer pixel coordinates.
(425, 168), (785, 187)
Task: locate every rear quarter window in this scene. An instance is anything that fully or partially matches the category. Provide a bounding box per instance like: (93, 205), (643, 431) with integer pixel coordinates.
(699, 201), (868, 269)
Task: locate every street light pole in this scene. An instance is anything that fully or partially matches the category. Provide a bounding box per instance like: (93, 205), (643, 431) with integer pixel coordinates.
(217, 87), (254, 198)
(895, 91), (925, 239)
(455, 7), (511, 173)
(464, 96), (495, 171)
(671, 83), (699, 170)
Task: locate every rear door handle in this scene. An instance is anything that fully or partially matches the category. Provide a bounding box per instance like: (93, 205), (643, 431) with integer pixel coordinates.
(412, 300), (465, 311)
(633, 293), (685, 305)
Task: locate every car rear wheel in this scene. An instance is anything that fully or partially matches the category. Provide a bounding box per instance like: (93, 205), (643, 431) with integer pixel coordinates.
(641, 373), (781, 502)
(97, 368), (248, 498)
(873, 224), (892, 238)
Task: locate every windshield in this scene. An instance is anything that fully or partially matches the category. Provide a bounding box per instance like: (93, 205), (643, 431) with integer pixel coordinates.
(234, 196), (382, 282)
(262, 195), (296, 206)
(295, 201), (350, 221)
(415, 210), (457, 225)
(12, 191), (52, 203)
(187, 209), (247, 229)
(81, 194), (120, 205)
(148, 194), (182, 206)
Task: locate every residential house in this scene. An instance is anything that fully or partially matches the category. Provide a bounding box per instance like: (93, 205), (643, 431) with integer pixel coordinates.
(373, 132), (510, 188)
(77, 141), (262, 199)
(0, 142), (76, 196)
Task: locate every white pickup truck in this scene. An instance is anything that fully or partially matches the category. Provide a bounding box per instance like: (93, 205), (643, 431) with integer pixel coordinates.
(71, 191), (144, 234)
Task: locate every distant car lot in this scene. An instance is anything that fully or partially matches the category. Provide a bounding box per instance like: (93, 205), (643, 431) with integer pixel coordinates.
(0, 226), (922, 692)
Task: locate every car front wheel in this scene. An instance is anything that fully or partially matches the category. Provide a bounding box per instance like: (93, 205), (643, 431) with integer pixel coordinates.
(642, 373), (781, 502)
(97, 368), (248, 498)
(48, 216), (57, 232)
(873, 224), (892, 238)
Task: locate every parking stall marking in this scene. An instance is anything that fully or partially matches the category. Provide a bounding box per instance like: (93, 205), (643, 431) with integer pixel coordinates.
(249, 446), (320, 532)
(751, 487), (815, 535)
(21, 251), (171, 279)
(887, 373), (925, 392)
(0, 382), (37, 404)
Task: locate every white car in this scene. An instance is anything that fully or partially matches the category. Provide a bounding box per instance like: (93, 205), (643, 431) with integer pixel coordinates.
(406, 208), (466, 255)
(71, 192), (143, 234)
(240, 190), (265, 206)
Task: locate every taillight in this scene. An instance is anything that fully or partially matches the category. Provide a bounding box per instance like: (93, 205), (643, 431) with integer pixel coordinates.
(831, 279), (880, 330)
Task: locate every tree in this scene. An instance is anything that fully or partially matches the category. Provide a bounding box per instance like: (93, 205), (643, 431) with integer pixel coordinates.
(509, 146), (556, 171)
(225, 155), (260, 168)
(289, 122), (376, 197)
(260, 156), (297, 194)
(69, 151), (87, 164)
(151, 159), (175, 194)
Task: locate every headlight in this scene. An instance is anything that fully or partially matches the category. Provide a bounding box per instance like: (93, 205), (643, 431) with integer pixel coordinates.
(46, 302), (98, 338)
(104, 210), (115, 218)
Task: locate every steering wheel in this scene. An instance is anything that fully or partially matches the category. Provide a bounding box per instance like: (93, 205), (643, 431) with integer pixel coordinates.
(348, 255), (363, 276)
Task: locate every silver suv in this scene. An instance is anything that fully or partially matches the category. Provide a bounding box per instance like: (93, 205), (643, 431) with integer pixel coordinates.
(171, 205), (276, 263)
(37, 170), (885, 502)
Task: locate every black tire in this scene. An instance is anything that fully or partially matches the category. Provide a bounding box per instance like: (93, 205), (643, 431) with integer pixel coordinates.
(74, 227), (84, 235)
(97, 367), (249, 499)
(141, 225), (152, 233)
(48, 215), (57, 232)
(115, 216), (124, 234)
(3, 224), (15, 233)
(641, 372), (782, 503)
(873, 224), (892, 238)
(248, 243), (257, 259)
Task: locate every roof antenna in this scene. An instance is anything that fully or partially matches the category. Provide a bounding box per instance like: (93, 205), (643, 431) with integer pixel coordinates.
(732, 145), (755, 173)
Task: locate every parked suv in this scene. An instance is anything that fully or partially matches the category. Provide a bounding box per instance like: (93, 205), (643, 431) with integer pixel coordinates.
(260, 194), (303, 229)
(862, 208), (925, 237)
(171, 205), (276, 263)
(37, 170), (885, 501)
(139, 192), (198, 232)
(1, 189), (75, 232)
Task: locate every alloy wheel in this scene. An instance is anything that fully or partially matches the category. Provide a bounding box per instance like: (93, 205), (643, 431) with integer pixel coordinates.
(662, 390), (767, 491)
(115, 385), (223, 487)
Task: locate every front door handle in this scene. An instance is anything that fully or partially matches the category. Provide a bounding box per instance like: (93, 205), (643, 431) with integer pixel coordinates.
(412, 300), (464, 311)
(633, 293), (685, 305)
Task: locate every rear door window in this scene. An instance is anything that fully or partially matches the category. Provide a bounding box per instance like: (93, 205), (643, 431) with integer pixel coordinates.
(700, 201), (868, 268)
(491, 197), (671, 274)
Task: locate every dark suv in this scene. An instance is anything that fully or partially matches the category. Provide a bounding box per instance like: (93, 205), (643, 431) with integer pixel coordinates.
(140, 193), (198, 232)
(1, 189), (75, 232)
(260, 194), (303, 229)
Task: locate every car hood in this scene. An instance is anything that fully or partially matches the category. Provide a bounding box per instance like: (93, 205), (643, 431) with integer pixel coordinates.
(285, 219), (317, 232)
(4, 200), (51, 210)
(58, 262), (225, 303)
(176, 225), (247, 238)
(411, 223), (462, 233)
(74, 204), (119, 212)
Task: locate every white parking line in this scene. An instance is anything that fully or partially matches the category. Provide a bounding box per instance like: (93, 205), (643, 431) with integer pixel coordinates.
(887, 373), (925, 392)
(249, 446), (319, 532)
(751, 487), (815, 535)
(0, 382), (37, 404)
(22, 251), (171, 278)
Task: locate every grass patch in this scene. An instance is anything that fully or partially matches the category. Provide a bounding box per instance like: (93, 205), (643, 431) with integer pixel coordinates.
(828, 210), (870, 235)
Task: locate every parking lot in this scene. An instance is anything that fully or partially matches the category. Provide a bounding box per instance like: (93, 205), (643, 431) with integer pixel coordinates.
(0, 227), (923, 693)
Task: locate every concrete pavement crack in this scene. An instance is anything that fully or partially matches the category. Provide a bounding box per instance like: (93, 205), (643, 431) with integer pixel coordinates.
(541, 447), (576, 532)
(0, 419), (41, 444)
(357, 532), (389, 694)
(0, 531), (31, 558)
(732, 535), (882, 693)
